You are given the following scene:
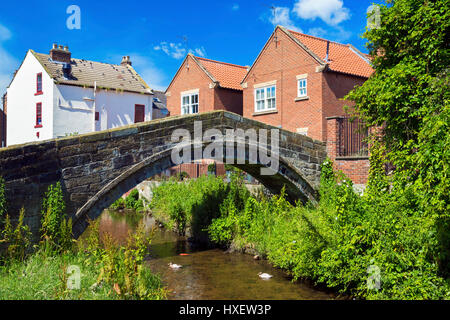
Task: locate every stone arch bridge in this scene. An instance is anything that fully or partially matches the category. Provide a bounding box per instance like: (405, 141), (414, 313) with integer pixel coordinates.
(0, 111), (326, 239)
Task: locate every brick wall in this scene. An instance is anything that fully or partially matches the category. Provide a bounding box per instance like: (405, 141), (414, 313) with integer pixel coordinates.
(214, 87), (243, 115)
(321, 72), (366, 141)
(326, 117), (369, 184)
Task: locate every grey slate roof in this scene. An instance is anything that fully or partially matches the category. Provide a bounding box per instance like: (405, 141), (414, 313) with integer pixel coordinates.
(31, 50), (152, 95)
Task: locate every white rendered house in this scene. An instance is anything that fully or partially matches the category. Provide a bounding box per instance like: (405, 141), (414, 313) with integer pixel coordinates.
(6, 44), (164, 146)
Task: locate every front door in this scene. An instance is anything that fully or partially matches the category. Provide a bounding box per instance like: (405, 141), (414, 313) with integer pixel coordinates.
(134, 104), (145, 123)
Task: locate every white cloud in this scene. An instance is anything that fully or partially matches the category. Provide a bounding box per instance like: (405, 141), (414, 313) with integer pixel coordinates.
(154, 42), (186, 60)
(191, 46), (207, 58)
(232, 4), (240, 11)
(154, 41), (207, 60)
(293, 0), (350, 26)
(269, 6), (302, 32)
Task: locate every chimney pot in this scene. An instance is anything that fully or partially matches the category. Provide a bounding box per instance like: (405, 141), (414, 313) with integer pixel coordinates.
(50, 43), (71, 63)
(121, 56), (132, 67)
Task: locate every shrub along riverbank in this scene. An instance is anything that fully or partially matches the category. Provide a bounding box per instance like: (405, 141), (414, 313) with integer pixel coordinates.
(0, 179), (166, 300)
(149, 168), (450, 300)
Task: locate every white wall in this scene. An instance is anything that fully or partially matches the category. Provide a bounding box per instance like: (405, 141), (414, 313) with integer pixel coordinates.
(6, 51), (54, 146)
(95, 89), (153, 129)
(53, 85), (153, 138)
(53, 84), (94, 137)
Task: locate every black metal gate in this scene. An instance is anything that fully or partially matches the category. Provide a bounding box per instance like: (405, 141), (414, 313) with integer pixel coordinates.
(337, 117), (369, 157)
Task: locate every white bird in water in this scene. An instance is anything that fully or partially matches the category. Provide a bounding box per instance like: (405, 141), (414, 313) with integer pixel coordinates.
(168, 262), (182, 269)
(258, 272), (273, 279)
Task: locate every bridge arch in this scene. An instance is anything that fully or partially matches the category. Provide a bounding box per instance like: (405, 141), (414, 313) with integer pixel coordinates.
(0, 111), (327, 240)
(71, 140), (318, 238)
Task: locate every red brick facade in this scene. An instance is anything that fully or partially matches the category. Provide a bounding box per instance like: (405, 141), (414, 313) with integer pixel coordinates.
(169, 162), (226, 179)
(242, 27), (368, 142)
(166, 55), (244, 116)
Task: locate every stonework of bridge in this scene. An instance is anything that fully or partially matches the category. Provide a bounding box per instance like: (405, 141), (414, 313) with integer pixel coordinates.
(0, 111), (326, 239)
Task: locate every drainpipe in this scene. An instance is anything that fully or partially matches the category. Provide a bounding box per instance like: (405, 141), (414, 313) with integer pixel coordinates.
(92, 81), (97, 132)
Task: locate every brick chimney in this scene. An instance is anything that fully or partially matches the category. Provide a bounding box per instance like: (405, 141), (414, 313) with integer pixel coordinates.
(121, 56), (132, 67)
(50, 43), (71, 63)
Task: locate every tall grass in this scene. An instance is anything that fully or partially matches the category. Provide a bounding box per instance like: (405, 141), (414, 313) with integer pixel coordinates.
(0, 182), (166, 300)
(150, 175), (249, 240)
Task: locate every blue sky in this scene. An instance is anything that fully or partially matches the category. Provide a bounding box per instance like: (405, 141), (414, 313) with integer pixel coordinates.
(0, 0), (381, 94)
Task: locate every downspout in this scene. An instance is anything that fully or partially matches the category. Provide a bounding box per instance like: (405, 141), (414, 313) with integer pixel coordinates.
(92, 81), (96, 132)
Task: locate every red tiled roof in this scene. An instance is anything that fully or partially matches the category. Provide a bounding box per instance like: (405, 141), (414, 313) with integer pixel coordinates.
(287, 30), (374, 78)
(195, 56), (248, 91)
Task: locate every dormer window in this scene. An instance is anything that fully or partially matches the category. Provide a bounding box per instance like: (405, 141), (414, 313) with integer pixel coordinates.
(36, 73), (43, 95)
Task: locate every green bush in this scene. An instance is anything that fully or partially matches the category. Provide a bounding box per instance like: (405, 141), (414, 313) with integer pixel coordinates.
(176, 171), (190, 181)
(110, 197), (125, 210)
(124, 189), (144, 211)
(1, 209), (32, 263)
(40, 182), (73, 254)
(150, 175), (249, 239)
(110, 190), (144, 212)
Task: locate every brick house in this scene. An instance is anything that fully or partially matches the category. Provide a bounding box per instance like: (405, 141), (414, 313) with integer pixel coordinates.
(242, 25), (373, 141)
(241, 26), (374, 185)
(165, 53), (247, 116)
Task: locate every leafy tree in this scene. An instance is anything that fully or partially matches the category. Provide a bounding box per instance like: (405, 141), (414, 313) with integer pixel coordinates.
(346, 0), (450, 274)
(348, 0), (449, 145)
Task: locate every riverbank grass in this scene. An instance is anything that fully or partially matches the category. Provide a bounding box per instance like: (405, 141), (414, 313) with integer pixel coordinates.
(0, 181), (167, 300)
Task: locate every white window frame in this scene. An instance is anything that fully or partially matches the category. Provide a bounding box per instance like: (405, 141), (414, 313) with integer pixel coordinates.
(181, 92), (199, 115)
(254, 85), (276, 112)
(297, 74), (308, 98)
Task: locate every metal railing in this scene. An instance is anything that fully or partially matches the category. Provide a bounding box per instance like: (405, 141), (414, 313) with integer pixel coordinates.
(337, 117), (369, 157)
